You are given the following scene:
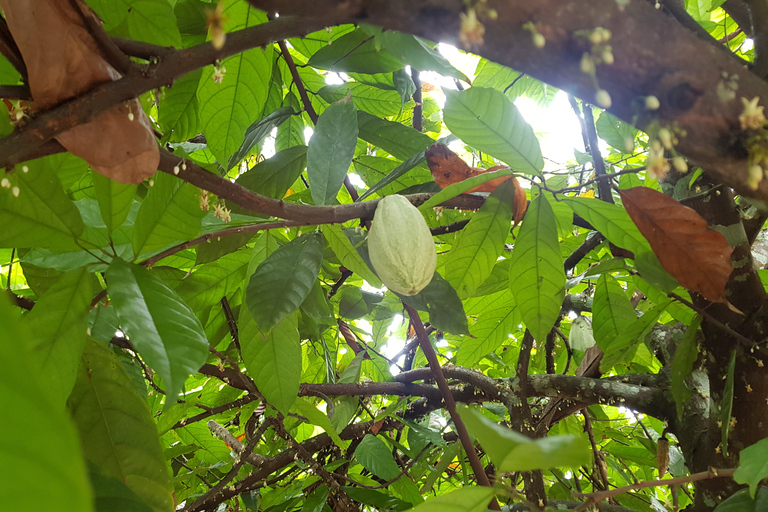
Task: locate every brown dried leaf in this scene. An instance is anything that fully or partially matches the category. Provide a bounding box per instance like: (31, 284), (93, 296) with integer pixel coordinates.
(1, 0), (158, 184)
(425, 143), (527, 225)
(620, 187), (733, 303)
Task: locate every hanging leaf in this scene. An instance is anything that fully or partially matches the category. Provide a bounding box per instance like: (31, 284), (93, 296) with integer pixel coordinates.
(443, 87), (544, 175)
(234, 145), (307, 205)
(619, 187), (732, 303)
(398, 272), (469, 335)
(228, 106), (297, 170)
(564, 197), (651, 256)
(0, 297), (94, 512)
(355, 434), (401, 480)
(23, 267), (91, 406)
(508, 194), (564, 342)
(321, 224), (382, 287)
(307, 98), (359, 205)
(246, 232), (324, 332)
(459, 405), (591, 471)
(176, 249), (251, 311)
(376, 31), (469, 81)
(68, 339), (174, 512)
(600, 299), (671, 372)
(92, 172), (137, 234)
(407, 487), (493, 512)
(592, 274), (637, 351)
(734, 438), (768, 498)
(357, 111), (435, 160)
(446, 178), (518, 299)
(106, 258), (209, 404)
(308, 28), (404, 74)
(319, 83), (403, 118)
(455, 295), (519, 367)
(158, 69), (203, 144)
(671, 316), (702, 419)
(721, 349), (737, 456)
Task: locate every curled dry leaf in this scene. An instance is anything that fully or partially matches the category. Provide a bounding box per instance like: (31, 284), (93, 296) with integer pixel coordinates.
(619, 187), (733, 303)
(425, 143), (527, 225)
(1, 0), (158, 184)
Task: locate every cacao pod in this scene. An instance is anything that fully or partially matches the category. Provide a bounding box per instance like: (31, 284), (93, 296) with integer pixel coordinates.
(368, 195), (437, 296)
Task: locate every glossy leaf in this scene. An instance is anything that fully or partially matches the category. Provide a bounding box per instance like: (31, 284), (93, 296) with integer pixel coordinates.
(376, 31), (468, 81)
(671, 315), (702, 419)
(0, 297), (94, 512)
(308, 28), (404, 74)
(446, 178), (517, 298)
(508, 194), (564, 341)
(596, 111), (636, 153)
(319, 83), (403, 118)
(357, 111), (434, 160)
(592, 274), (636, 351)
(564, 197), (651, 255)
(132, 172), (206, 257)
(301, 485), (329, 512)
(246, 232), (324, 332)
(234, 145), (307, 204)
(291, 398), (346, 449)
(443, 87), (543, 175)
(321, 224), (382, 287)
(176, 249), (251, 311)
(93, 171), (137, 233)
(197, 4), (271, 164)
(68, 339), (174, 512)
(456, 293), (518, 367)
(106, 258), (209, 403)
(600, 299), (671, 372)
(126, 0), (181, 47)
(228, 106), (296, 170)
(241, 310), (301, 415)
(158, 69), (202, 143)
(356, 434), (401, 480)
(307, 98), (358, 205)
(399, 272), (469, 335)
(23, 267), (91, 406)
(620, 187), (733, 303)
(734, 438), (768, 498)
(459, 405), (590, 471)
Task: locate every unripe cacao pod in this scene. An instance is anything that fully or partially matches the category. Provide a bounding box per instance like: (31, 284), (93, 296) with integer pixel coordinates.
(368, 195), (437, 296)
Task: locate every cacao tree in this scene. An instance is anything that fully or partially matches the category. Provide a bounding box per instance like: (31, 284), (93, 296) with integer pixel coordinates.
(4, 1), (768, 511)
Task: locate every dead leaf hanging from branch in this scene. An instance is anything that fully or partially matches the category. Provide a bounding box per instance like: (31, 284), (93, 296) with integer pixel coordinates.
(0, 0), (158, 184)
(619, 187), (733, 303)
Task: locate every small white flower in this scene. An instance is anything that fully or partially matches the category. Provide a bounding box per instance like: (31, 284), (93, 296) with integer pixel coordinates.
(532, 32), (546, 48)
(580, 53), (595, 75)
(1, 177), (9, 188)
(673, 156), (688, 173)
(459, 8), (485, 49)
(645, 96), (660, 110)
(173, 166), (180, 175)
(602, 48), (614, 65)
(647, 141), (671, 179)
(595, 89), (611, 108)
(212, 65), (226, 83)
(658, 128), (673, 149)
(149, 179), (154, 187)
(22, 165), (28, 173)
(12, 186), (19, 197)
(739, 97), (765, 130)
(748, 164), (764, 190)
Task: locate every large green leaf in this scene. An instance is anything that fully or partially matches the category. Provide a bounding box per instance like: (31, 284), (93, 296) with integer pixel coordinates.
(228, 106), (297, 170)
(234, 145), (307, 203)
(564, 197), (651, 255)
(321, 224), (381, 287)
(600, 299), (670, 372)
(418, 167), (515, 212)
(445, 178), (517, 298)
(592, 274), (637, 351)
(355, 434), (401, 480)
(126, 0), (182, 47)
(132, 172), (206, 257)
(319, 83), (403, 118)
(93, 171), (137, 234)
(455, 293), (519, 367)
(291, 398), (346, 449)
(443, 87), (543, 175)
(712, 487), (768, 512)
(158, 69), (202, 143)
(596, 111), (637, 153)
(0, 297), (93, 512)
(459, 405), (590, 471)
(106, 258), (209, 403)
(68, 339), (174, 512)
(308, 27), (404, 74)
(735, 438), (768, 498)
(376, 31), (468, 81)
(671, 315), (702, 419)
(508, 194), (564, 341)
(276, 92), (306, 152)
(307, 98), (359, 205)
(241, 310), (301, 415)
(197, 3), (271, 164)
(89, 465), (153, 512)
(176, 249), (251, 311)
(399, 272), (469, 335)
(23, 267), (91, 406)
(246, 232), (324, 332)
(0, 157), (85, 249)
(407, 487), (494, 512)
(357, 111), (434, 160)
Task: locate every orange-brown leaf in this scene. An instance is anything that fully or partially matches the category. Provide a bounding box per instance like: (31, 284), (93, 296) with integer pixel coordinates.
(620, 187), (733, 303)
(1, 0), (158, 184)
(425, 143), (527, 225)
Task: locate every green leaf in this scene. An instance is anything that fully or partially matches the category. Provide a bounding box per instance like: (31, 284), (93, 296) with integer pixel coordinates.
(291, 398), (346, 449)
(197, 5), (271, 164)
(126, 0), (182, 47)
(355, 434), (401, 480)
(508, 194), (564, 341)
(443, 87), (543, 175)
(301, 485), (329, 512)
(407, 487), (494, 512)
(418, 168), (515, 212)
(321, 224), (381, 287)
(106, 258), (209, 403)
(0, 158), (85, 249)
(23, 267), (91, 406)
(459, 405), (591, 471)
(319, 83), (404, 118)
(686, 0), (713, 22)
(399, 272), (469, 335)
(564, 197), (651, 255)
(456, 293), (518, 367)
(241, 310), (301, 415)
(596, 111), (636, 153)
(176, 249), (251, 311)
(308, 28), (405, 74)
(445, 178), (517, 298)
(276, 92), (306, 152)
(734, 439), (768, 497)
(68, 339), (174, 512)
(357, 111), (434, 160)
(592, 274), (636, 351)
(712, 487), (768, 512)
(158, 69), (202, 143)
(132, 172), (206, 257)
(93, 172), (137, 234)
(376, 31), (468, 82)
(722, 349), (737, 456)
(246, 232), (324, 332)
(228, 107), (297, 170)
(600, 299), (671, 371)
(671, 315), (702, 419)
(344, 487), (412, 511)
(0, 297), (94, 512)
(307, 98), (359, 205)
(89, 464), (154, 512)
(234, 145), (307, 206)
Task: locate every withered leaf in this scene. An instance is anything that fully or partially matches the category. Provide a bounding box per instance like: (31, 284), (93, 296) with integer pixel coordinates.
(620, 187), (732, 303)
(425, 143), (527, 225)
(1, 0), (158, 184)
